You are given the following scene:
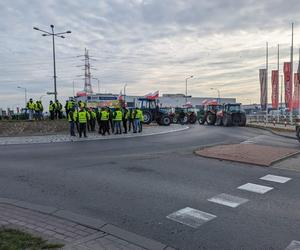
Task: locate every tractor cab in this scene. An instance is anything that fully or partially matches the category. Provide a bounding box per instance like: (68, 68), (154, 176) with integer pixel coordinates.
(137, 98), (171, 126)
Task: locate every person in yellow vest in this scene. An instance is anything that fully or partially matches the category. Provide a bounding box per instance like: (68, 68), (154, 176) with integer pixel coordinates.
(128, 108), (134, 132)
(75, 106), (90, 138)
(49, 101), (55, 120)
(99, 107), (110, 136)
(26, 98), (35, 120)
(113, 107), (123, 134)
(68, 108), (76, 136)
(122, 106), (129, 134)
(133, 108), (140, 133)
(137, 108), (144, 133)
(90, 108), (97, 132)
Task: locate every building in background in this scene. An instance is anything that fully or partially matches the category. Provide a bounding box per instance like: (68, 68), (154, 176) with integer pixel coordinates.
(74, 93), (236, 109)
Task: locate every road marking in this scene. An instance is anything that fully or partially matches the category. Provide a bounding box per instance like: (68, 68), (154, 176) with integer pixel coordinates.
(166, 207), (216, 228)
(285, 240), (300, 250)
(208, 193), (249, 208)
(260, 174), (291, 184)
(240, 140), (255, 144)
(237, 183), (273, 194)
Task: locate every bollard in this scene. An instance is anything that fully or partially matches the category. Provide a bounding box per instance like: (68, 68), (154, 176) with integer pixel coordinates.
(273, 118), (275, 127)
(284, 117), (287, 127)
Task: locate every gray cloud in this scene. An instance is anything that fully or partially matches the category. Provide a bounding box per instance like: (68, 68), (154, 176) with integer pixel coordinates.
(1, 0), (300, 108)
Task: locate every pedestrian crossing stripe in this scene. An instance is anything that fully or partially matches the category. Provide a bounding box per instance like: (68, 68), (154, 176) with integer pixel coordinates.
(167, 207), (216, 228)
(208, 193), (249, 208)
(260, 174), (291, 184)
(237, 183), (273, 194)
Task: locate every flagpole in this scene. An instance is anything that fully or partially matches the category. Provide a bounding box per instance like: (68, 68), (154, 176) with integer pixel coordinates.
(291, 23), (294, 114)
(277, 44), (280, 110)
(266, 42), (269, 111)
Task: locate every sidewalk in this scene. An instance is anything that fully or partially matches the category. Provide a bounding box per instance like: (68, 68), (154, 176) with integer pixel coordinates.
(247, 122), (297, 140)
(0, 198), (173, 250)
(0, 124), (189, 145)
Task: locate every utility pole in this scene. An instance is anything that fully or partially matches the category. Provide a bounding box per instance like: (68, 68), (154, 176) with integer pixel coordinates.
(185, 75), (193, 103)
(123, 83), (127, 103)
(17, 86), (27, 108)
(77, 49), (95, 94)
(72, 80), (75, 97)
(277, 44), (280, 110)
(281, 75), (283, 110)
(33, 25), (71, 102)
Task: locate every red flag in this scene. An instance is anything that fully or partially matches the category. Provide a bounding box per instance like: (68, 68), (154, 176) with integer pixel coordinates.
(284, 62), (293, 111)
(271, 70), (279, 109)
(293, 73), (300, 110)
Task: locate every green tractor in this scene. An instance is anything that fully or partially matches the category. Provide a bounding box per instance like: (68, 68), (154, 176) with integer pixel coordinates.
(138, 98), (171, 126)
(172, 107), (197, 124)
(216, 103), (246, 127)
(198, 102), (223, 125)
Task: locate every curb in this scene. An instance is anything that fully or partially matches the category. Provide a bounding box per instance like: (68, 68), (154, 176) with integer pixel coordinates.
(0, 126), (189, 145)
(247, 124), (297, 140)
(0, 197), (174, 250)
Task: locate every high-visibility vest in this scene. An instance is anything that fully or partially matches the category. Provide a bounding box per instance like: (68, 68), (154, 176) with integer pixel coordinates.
(27, 101), (35, 110)
(138, 110), (144, 122)
(68, 111), (74, 122)
(49, 104), (53, 111)
(90, 111), (96, 120)
(78, 110), (88, 123)
(100, 111), (109, 121)
(114, 110), (123, 121)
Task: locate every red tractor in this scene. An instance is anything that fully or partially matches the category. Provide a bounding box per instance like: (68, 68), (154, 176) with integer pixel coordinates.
(198, 101), (223, 125)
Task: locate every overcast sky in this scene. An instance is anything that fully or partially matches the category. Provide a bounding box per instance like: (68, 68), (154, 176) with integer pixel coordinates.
(1, 0), (300, 109)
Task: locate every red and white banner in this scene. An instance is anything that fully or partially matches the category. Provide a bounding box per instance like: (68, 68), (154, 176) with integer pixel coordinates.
(293, 73), (300, 110)
(284, 62), (293, 111)
(259, 69), (268, 110)
(145, 91), (159, 100)
(271, 70), (279, 109)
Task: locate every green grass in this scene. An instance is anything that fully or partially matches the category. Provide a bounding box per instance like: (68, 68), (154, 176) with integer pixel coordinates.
(0, 229), (64, 250)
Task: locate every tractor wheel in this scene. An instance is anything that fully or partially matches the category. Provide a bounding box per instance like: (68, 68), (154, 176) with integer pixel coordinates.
(143, 110), (152, 124)
(172, 116), (178, 124)
(222, 114), (232, 127)
(198, 117), (205, 125)
(189, 114), (197, 124)
(206, 113), (216, 125)
(239, 114), (247, 127)
(232, 114), (241, 126)
(215, 117), (223, 126)
(160, 115), (171, 126)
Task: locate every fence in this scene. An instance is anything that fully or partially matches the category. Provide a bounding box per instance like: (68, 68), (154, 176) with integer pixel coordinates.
(247, 114), (299, 127)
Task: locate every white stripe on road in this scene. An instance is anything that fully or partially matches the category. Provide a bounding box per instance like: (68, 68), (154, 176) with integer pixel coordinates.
(237, 183), (273, 194)
(260, 174), (291, 184)
(240, 140), (255, 144)
(285, 240), (300, 250)
(208, 193), (249, 208)
(166, 207), (216, 228)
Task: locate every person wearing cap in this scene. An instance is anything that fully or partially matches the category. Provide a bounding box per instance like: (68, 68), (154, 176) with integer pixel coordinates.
(100, 107), (110, 136)
(74, 106), (90, 138)
(133, 107), (140, 133)
(122, 106), (129, 134)
(68, 107), (76, 136)
(113, 107), (123, 134)
(26, 98), (35, 120)
(128, 108), (134, 132)
(49, 101), (55, 120)
(88, 108), (97, 132)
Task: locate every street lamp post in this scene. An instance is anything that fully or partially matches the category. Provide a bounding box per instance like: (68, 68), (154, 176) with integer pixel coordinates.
(33, 25), (71, 102)
(17, 86), (27, 108)
(210, 88), (221, 103)
(185, 75), (194, 103)
(123, 83), (127, 103)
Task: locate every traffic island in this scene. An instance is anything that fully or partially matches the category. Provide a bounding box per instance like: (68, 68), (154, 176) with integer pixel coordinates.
(195, 144), (300, 167)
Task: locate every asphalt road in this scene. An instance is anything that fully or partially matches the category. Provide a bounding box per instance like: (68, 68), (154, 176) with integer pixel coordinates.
(0, 125), (299, 250)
